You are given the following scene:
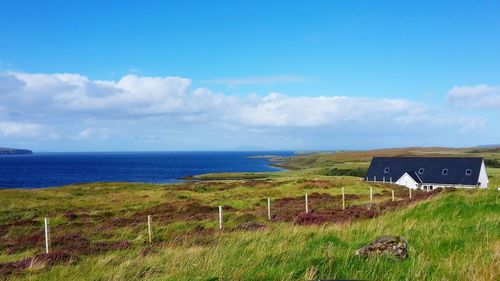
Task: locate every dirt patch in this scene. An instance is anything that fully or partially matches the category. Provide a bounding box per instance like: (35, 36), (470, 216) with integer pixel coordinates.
(96, 200), (225, 231)
(98, 217), (139, 230)
(298, 179), (343, 189)
(144, 201), (218, 222)
(2, 231), (130, 257)
(64, 212), (79, 220)
(0, 251), (75, 276)
(51, 233), (130, 255)
(294, 213), (332, 225)
(3, 220), (39, 227)
(0, 219), (40, 238)
(63, 211), (90, 221)
(292, 188), (446, 225)
(2, 231), (45, 254)
(173, 180), (290, 192)
(139, 200), (237, 223)
(271, 193), (360, 222)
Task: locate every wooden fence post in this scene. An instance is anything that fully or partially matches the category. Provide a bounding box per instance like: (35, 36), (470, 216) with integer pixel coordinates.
(305, 194), (309, 213)
(147, 215), (152, 244)
(218, 206), (223, 230)
(44, 218), (50, 254)
(392, 190), (395, 202)
(267, 198), (271, 221)
(390, 177), (393, 184)
(409, 188), (412, 199)
(342, 187), (345, 210)
(370, 187), (373, 203)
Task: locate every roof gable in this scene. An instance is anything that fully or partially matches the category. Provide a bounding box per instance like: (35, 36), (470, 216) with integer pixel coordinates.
(366, 157), (483, 186)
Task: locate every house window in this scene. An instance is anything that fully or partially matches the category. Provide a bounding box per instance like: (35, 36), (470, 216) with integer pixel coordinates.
(418, 168), (425, 174)
(384, 167), (390, 173)
(442, 169), (448, 175)
(465, 169), (472, 176)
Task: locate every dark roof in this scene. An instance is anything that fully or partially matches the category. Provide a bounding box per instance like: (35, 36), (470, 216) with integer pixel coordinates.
(366, 157), (483, 186)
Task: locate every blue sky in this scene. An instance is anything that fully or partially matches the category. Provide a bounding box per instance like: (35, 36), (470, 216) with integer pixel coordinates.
(0, 1), (499, 151)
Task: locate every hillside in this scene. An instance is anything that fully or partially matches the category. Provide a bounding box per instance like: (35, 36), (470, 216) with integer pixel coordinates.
(0, 147), (498, 280)
(281, 146), (500, 187)
(0, 148), (33, 156)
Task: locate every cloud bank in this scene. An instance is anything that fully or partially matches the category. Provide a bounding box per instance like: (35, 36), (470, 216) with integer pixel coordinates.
(447, 84), (500, 109)
(0, 72), (491, 150)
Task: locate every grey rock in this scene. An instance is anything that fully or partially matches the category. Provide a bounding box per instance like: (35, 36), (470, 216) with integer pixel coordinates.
(355, 235), (408, 258)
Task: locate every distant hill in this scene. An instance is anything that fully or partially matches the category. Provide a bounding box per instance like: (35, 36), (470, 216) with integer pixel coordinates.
(467, 145), (500, 153)
(0, 147), (33, 155)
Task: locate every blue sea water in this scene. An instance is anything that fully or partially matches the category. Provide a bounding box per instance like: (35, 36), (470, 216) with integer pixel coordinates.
(0, 151), (293, 188)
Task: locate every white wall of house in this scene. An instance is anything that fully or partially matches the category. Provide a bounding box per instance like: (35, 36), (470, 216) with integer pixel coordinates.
(420, 183), (477, 189)
(478, 160), (489, 188)
(395, 173), (419, 189)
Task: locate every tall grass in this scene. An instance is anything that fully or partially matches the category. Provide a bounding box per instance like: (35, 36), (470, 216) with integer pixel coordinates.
(7, 189), (498, 281)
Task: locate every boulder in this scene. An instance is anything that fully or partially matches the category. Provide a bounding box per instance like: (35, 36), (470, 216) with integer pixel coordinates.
(355, 235), (408, 258)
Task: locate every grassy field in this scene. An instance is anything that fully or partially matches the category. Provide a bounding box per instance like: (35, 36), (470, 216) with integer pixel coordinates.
(0, 147), (499, 280)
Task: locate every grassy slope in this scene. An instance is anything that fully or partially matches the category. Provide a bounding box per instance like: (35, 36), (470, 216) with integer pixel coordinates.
(1, 146), (499, 280)
(7, 189), (499, 281)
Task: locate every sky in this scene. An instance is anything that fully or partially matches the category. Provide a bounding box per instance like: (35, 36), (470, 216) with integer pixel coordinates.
(0, 0), (499, 151)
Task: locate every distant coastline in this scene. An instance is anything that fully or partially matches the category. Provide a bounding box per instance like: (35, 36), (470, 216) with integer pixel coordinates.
(247, 154), (299, 171)
(0, 147), (33, 156)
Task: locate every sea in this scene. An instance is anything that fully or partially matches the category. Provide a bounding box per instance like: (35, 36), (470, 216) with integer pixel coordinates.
(0, 151), (294, 188)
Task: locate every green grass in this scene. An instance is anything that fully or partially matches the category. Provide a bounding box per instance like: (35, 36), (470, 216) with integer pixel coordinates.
(3, 189), (498, 281)
(1, 146), (499, 280)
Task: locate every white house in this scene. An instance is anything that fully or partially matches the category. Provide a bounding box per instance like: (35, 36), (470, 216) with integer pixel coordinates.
(365, 157), (489, 190)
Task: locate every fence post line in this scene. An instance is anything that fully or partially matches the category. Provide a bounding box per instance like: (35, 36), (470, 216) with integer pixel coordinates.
(147, 215), (152, 244)
(267, 198), (271, 221)
(44, 217), (50, 254)
(305, 194), (309, 213)
(392, 190), (395, 202)
(218, 206), (223, 230)
(409, 188), (412, 199)
(370, 187), (373, 203)
(342, 187), (345, 210)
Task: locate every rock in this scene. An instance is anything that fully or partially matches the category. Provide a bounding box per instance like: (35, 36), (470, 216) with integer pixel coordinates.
(355, 235), (408, 258)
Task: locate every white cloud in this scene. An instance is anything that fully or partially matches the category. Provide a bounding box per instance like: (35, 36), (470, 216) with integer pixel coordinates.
(447, 84), (500, 109)
(0, 121), (44, 137)
(74, 128), (93, 140)
(73, 128), (110, 141)
(0, 71), (488, 148)
(236, 93), (423, 127)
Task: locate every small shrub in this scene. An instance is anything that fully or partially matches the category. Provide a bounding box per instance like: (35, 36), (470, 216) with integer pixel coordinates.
(484, 158), (500, 168)
(319, 167), (368, 177)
